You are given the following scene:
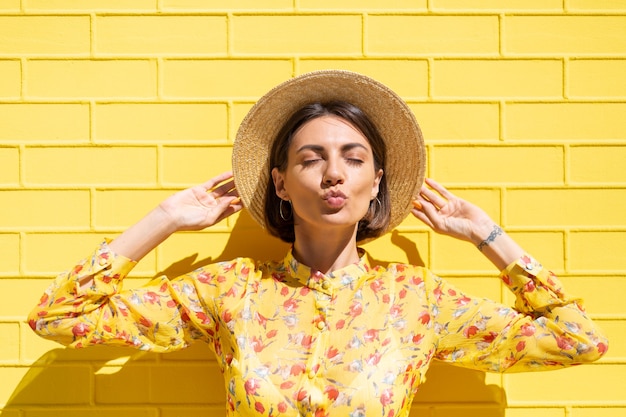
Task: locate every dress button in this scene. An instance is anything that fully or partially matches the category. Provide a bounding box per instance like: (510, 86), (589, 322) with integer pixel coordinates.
(317, 321), (326, 330)
(308, 370), (317, 379)
(321, 281), (330, 290)
(98, 257), (107, 266)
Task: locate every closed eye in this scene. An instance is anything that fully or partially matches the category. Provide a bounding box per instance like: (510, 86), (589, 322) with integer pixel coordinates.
(346, 158), (364, 165)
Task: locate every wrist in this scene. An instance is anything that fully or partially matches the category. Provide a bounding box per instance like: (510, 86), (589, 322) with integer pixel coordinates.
(469, 218), (499, 246)
(475, 224), (504, 252)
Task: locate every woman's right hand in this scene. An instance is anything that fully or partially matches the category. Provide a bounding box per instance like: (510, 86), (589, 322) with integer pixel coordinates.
(107, 171), (242, 264)
(158, 171), (242, 232)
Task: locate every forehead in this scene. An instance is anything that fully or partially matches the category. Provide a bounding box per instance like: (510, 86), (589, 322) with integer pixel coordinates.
(290, 115), (370, 148)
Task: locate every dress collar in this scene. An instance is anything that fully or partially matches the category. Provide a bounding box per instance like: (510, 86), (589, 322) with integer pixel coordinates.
(283, 248), (372, 296)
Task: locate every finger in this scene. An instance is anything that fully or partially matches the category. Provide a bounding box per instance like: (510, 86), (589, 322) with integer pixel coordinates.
(201, 171), (234, 191)
(207, 179), (236, 199)
(424, 178), (456, 200)
(419, 185), (448, 210)
(213, 198), (243, 223)
(411, 207), (435, 229)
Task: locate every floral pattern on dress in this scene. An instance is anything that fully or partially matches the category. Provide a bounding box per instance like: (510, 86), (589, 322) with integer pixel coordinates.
(29, 240), (608, 417)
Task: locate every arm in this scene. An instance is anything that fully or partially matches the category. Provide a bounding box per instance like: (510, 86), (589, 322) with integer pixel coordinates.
(412, 179), (608, 369)
(29, 172), (243, 351)
(425, 259), (608, 372)
(79, 172), (241, 289)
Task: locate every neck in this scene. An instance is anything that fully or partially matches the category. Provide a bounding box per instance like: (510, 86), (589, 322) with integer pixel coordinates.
(292, 225), (360, 274)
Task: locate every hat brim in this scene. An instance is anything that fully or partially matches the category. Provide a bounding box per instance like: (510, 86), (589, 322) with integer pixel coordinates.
(233, 70), (426, 241)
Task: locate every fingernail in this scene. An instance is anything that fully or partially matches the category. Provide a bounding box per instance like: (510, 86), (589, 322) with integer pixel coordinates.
(229, 197), (241, 205)
(412, 200), (422, 210)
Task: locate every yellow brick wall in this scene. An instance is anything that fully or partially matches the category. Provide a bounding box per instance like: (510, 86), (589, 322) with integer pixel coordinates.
(1, 1), (624, 416)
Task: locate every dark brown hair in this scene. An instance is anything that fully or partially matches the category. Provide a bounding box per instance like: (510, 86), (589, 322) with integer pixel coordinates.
(264, 101), (390, 243)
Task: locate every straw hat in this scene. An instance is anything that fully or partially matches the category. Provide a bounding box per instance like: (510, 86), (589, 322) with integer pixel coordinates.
(232, 70), (425, 238)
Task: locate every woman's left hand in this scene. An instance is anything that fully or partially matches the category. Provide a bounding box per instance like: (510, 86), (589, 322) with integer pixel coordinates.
(411, 178), (495, 245)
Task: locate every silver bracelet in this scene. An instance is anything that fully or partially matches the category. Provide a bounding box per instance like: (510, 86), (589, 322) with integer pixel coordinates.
(477, 225), (503, 252)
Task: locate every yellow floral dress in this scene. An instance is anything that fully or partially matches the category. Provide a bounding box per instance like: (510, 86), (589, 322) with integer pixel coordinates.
(29, 240), (608, 417)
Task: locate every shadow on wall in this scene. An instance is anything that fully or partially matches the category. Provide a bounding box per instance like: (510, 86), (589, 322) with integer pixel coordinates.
(5, 211), (506, 416)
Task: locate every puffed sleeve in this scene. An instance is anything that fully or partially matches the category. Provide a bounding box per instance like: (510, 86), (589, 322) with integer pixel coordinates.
(28, 240), (253, 353)
(429, 254), (609, 372)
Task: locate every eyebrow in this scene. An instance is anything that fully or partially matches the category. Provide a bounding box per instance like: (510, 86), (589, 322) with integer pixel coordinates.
(295, 143), (369, 154)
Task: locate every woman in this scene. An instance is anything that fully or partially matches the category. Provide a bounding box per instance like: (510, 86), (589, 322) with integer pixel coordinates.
(29, 71), (608, 417)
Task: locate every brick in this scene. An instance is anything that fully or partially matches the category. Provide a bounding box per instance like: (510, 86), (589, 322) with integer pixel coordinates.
(505, 364), (625, 403)
(507, 232), (565, 272)
(26, 59), (157, 98)
(570, 146), (626, 183)
(233, 15), (362, 55)
(433, 60), (563, 98)
(0, 408), (20, 417)
(161, 146), (233, 185)
(367, 15), (499, 55)
(0, 104), (89, 143)
(94, 103), (227, 143)
(567, 0), (626, 10)
(431, 407), (504, 417)
(299, 59), (429, 98)
(0, 190), (90, 230)
(504, 16), (626, 54)
(300, 0), (427, 9)
(161, 408), (219, 417)
(414, 361), (503, 404)
(162, 59), (292, 98)
(157, 228), (290, 278)
(23, 233), (156, 277)
(569, 59), (626, 97)
(0, 367), (28, 406)
(94, 364), (151, 403)
(504, 409), (565, 417)
(362, 231), (429, 266)
(150, 363), (225, 403)
(0, 233), (19, 275)
(25, 0), (156, 10)
(565, 277), (626, 316)
(0, 16), (90, 55)
(24, 409), (157, 417)
(0, 60), (21, 97)
(162, 0), (292, 9)
(0, 0), (19, 9)
(0, 279), (52, 317)
(157, 232), (230, 275)
(5, 365), (92, 405)
(432, 146), (563, 184)
(232, 102), (254, 139)
(408, 103), (499, 141)
(0, 323), (19, 362)
(94, 189), (174, 229)
(95, 16), (227, 55)
(505, 103), (626, 140)
(432, 233), (495, 273)
(569, 231), (626, 272)
(432, 0), (562, 9)
(161, 339), (215, 361)
(571, 408), (626, 417)
(0, 147), (19, 185)
(506, 189), (626, 227)
(24, 146), (157, 186)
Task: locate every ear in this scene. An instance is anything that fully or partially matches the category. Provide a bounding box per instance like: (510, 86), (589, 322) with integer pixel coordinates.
(271, 167), (289, 200)
(371, 168), (383, 199)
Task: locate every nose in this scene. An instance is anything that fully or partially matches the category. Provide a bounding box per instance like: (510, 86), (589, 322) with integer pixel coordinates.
(323, 158), (345, 186)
